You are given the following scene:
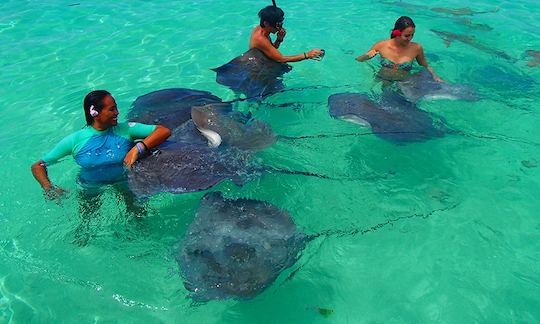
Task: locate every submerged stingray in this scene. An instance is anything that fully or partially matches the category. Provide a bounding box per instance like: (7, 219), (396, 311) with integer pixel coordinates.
(467, 66), (537, 96)
(397, 70), (477, 102)
(177, 192), (307, 301)
(328, 91), (446, 143)
(191, 103), (276, 150)
(382, 1), (498, 17)
(212, 48), (292, 99)
(430, 7), (499, 16)
(430, 29), (513, 61)
(459, 18), (493, 31)
(526, 50), (540, 67)
(128, 142), (258, 197)
(128, 88), (223, 128)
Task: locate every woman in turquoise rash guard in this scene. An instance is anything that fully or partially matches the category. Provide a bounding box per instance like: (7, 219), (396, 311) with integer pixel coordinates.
(31, 90), (171, 200)
(356, 16), (442, 82)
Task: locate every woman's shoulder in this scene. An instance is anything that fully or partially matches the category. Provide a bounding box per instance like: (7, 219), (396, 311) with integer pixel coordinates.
(410, 42), (423, 51)
(373, 39), (390, 48)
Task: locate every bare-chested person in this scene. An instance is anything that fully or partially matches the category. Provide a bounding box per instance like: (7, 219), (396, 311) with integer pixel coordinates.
(249, 5), (324, 63)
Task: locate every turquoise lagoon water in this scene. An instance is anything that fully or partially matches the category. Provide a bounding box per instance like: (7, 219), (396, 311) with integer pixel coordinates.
(1, 0), (539, 322)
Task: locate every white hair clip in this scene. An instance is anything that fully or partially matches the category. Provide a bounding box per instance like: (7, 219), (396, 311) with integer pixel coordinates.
(89, 105), (99, 117)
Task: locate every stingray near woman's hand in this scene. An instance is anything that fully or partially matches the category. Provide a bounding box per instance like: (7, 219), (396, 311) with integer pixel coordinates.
(397, 70), (477, 103)
(128, 88), (223, 128)
(128, 142), (259, 198)
(328, 90), (448, 143)
(128, 139), (378, 198)
(177, 191), (307, 301)
(212, 48), (292, 100)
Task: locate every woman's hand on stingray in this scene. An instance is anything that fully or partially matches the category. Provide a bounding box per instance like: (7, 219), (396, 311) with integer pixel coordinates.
(124, 148), (139, 169)
(434, 75), (444, 83)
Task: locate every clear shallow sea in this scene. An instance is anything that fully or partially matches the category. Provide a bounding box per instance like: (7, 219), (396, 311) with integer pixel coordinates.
(1, 0), (539, 322)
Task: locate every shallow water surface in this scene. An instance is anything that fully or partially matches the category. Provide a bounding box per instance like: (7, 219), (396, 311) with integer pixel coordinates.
(1, 0), (539, 322)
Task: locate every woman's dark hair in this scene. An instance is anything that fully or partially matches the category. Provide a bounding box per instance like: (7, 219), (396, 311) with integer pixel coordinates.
(391, 16), (416, 38)
(83, 90), (111, 125)
(258, 5), (284, 28)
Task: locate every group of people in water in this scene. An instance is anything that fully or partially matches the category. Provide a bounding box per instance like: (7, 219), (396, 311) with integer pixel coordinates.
(31, 5), (442, 208)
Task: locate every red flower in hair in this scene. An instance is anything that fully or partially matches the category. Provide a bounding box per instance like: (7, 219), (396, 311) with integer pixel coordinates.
(391, 29), (402, 37)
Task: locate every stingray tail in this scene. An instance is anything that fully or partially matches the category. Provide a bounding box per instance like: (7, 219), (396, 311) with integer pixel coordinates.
(447, 128), (540, 147)
(264, 166), (390, 182)
(281, 203), (460, 284)
(272, 0), (277, 7)
(278, 130), (442, 143)
(278, 132), (377, 141)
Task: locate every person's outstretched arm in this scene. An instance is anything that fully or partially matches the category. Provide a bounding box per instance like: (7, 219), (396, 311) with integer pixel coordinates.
(31, 161), (66, 199)
(256, 39), (324, 63)
(356, 49), (379, 62)
(356, 42), (382, 62)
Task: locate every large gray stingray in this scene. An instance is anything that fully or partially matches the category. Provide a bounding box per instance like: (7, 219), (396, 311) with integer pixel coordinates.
(212, 48), (292, 99)
(177, 191), (307, 301)
(328, 91), (447, 143)
(129, 88), (276, 151)
(128, 142), (259, 197)
(191, 103), (276, 150)
(397, 70), (477, 103)
(128, 88), (223, 128)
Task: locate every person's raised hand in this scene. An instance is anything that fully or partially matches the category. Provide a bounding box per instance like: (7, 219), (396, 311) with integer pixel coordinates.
(277, 28), (286, 42)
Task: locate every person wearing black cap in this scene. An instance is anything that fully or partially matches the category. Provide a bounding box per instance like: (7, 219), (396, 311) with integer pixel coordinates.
(249, 5), (324, 62)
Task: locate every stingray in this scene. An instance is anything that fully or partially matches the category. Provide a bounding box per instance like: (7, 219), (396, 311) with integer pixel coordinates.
(328, 91), (447, 143)
(191, 103), (276, 150)
(128, 138), (359, 198)
(128, 88), (223, 128)
(397, 70), (477, 102)
(129, 88), (276, 150)
(458, 18), (493, 31)
(430, 29), (513, 61)
(128, 142), (259, 197)
(212, 48), (292, 99)
(467, 66), (537, 96)
(526, 50), (540, 67)
(381, 1), (498, 16)
(430, 7), (499, 16)
(176, 191), (307, 301)
(176, 192), (460, 301)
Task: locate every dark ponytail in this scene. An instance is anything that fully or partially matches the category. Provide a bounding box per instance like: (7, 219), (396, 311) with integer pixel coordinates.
(390, 16), (415, 38)
(83, 90), (111, 125)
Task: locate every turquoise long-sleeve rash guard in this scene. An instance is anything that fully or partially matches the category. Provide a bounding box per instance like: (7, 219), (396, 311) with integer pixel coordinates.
(42, 122), (156, 185)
